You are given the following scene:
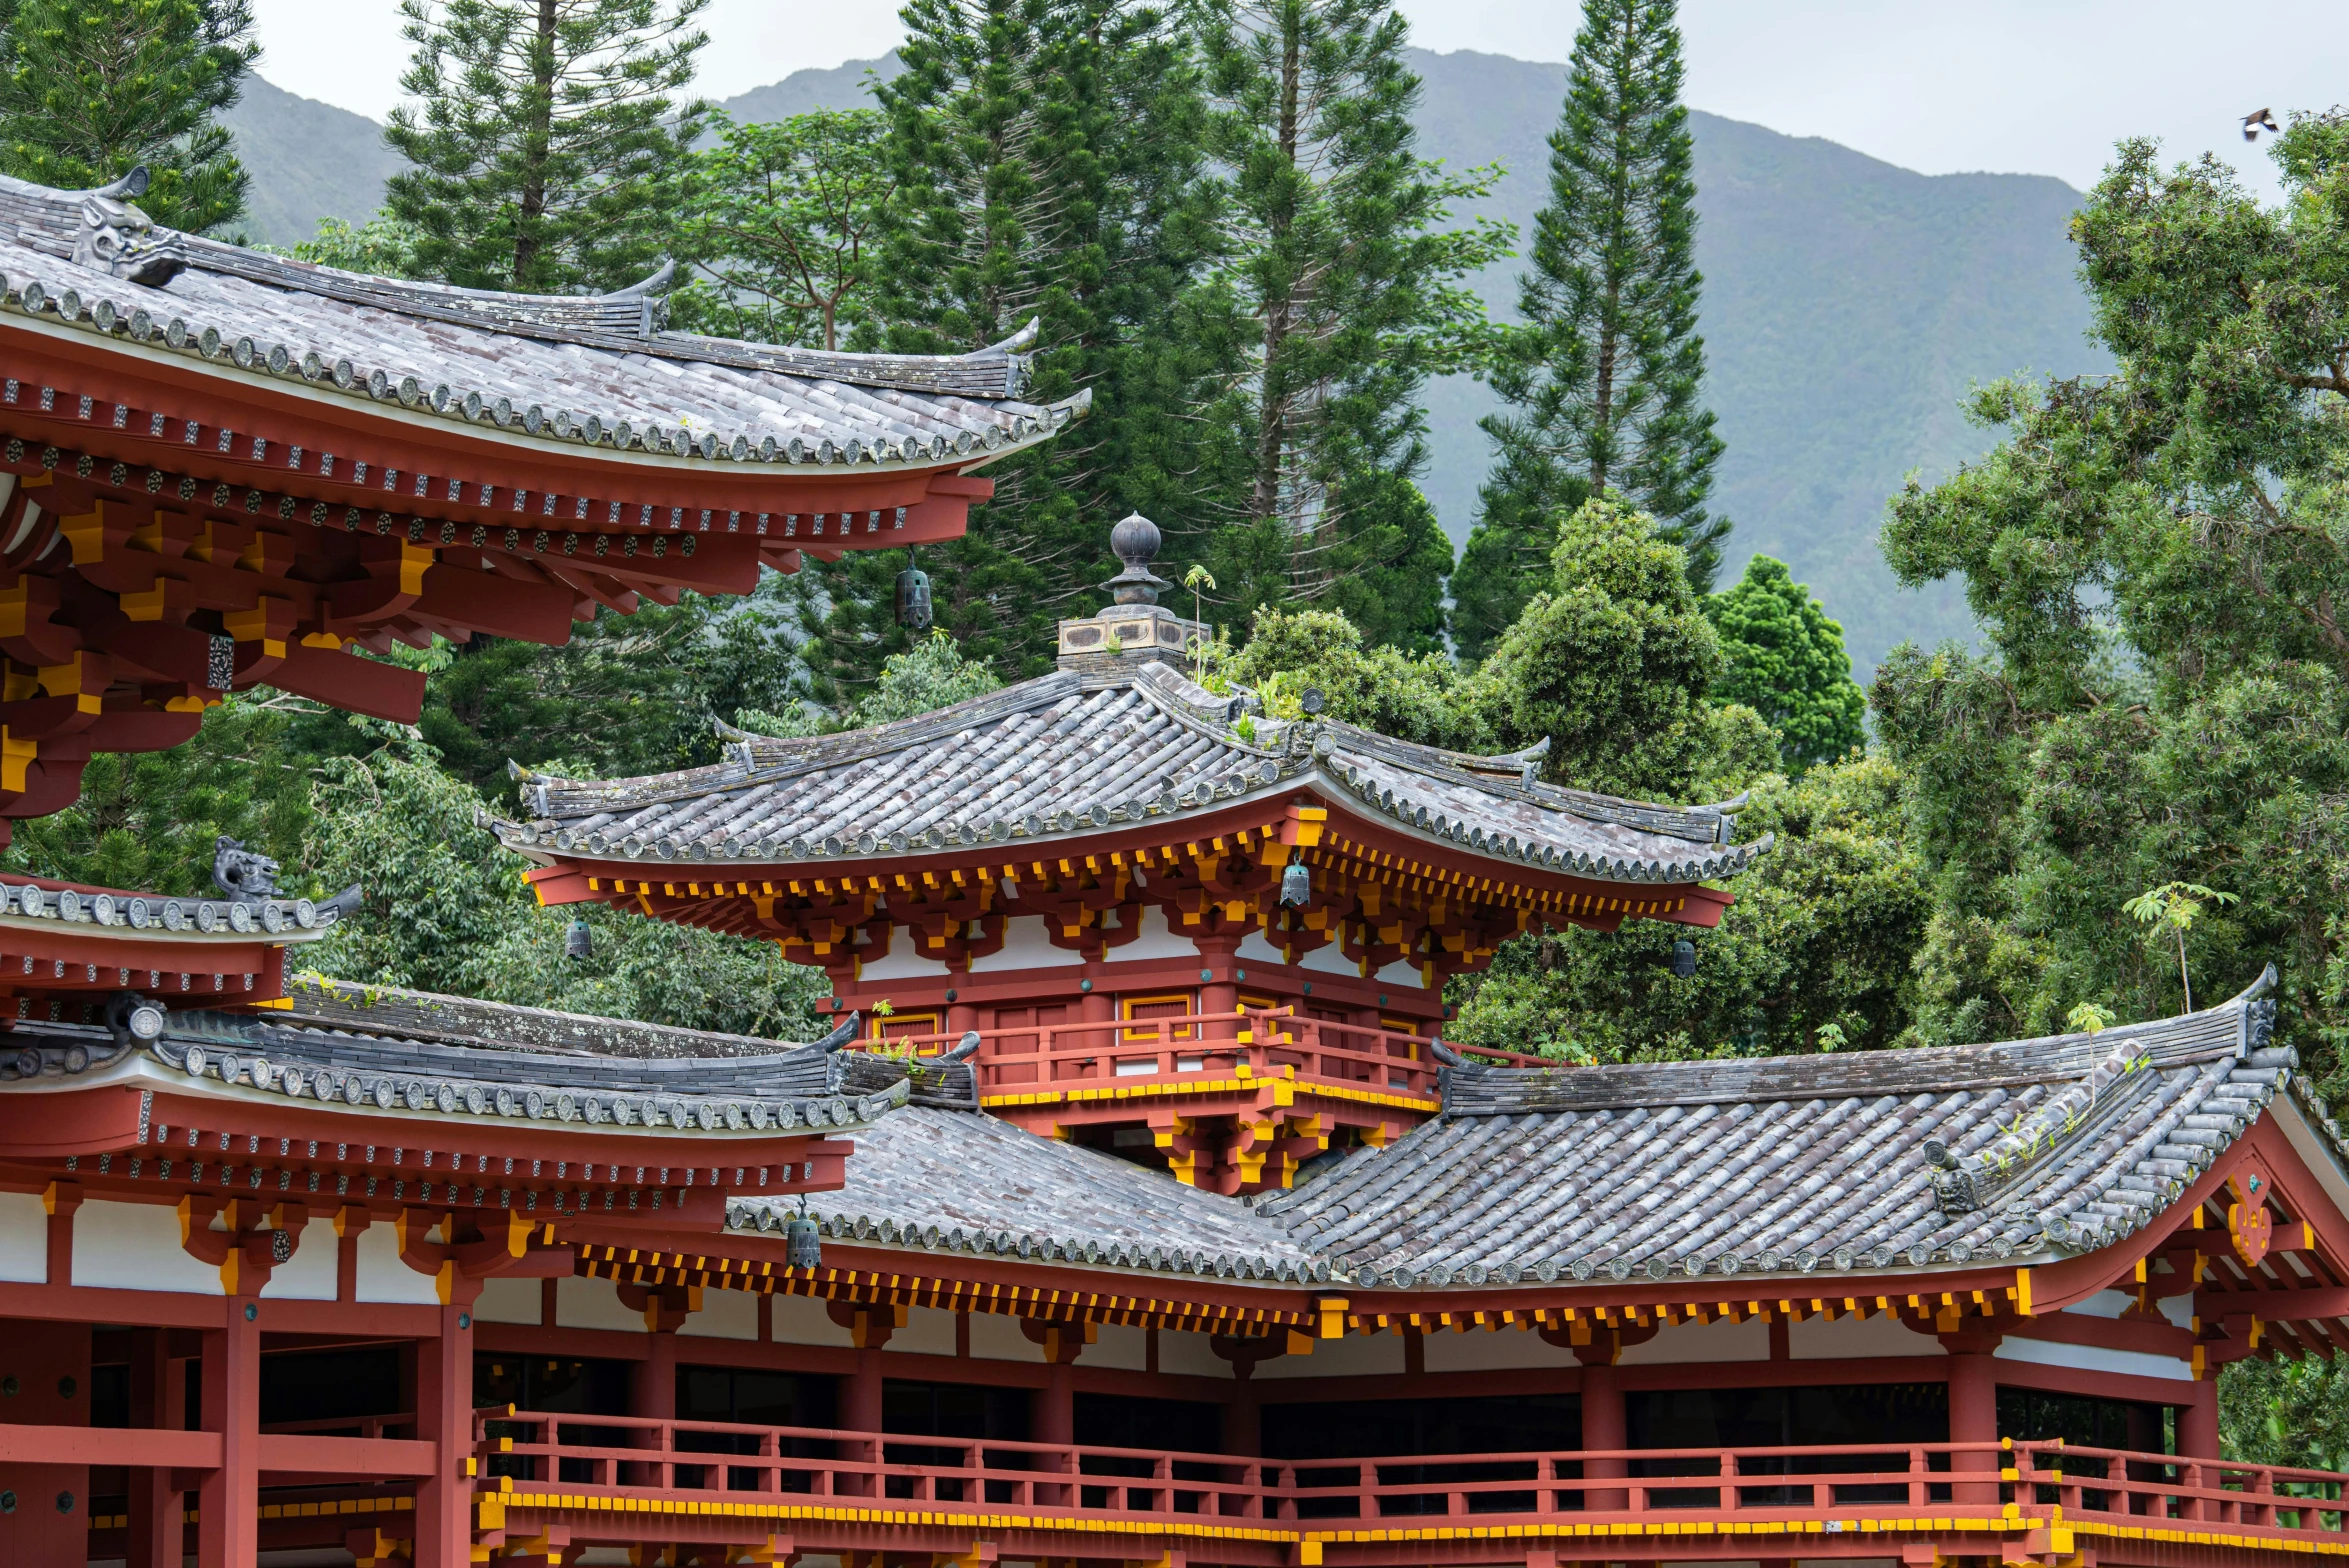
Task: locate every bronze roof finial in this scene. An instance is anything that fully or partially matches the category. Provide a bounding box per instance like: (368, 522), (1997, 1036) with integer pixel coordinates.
(1103, 512), (1170, 606)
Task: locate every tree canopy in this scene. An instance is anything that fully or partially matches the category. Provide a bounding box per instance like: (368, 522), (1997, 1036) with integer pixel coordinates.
(1707, 554), (1865, 773)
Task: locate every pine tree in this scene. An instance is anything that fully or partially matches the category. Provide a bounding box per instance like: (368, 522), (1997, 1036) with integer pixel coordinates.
(1199, 0), (1506, 655)
(799, 0), (1231, 693)
(1450, 0), (1724, 662)
(1707, 555), (1864, 773)
(0, 0), (257, 232)
(384, 0), (710, 293)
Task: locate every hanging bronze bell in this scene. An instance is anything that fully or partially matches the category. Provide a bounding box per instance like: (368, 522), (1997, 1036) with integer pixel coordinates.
(895, 564), (933, 631)
(565, 917), (592, 960)
(1280, 860), (1311, 908)
(785, 1211), (822, 1269)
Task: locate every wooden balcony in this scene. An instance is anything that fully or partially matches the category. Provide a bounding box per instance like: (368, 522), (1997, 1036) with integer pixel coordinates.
(473, 1412), (2349, 1568)
(878, 1009), (1537, 1109)
(859, 1009), (1542, 1190)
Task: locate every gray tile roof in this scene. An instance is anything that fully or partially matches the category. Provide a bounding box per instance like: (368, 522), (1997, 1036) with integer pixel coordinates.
(0, 980), (903, 1139)
(745, 973), (2338, 1297)
(0, 171), (1083, 474)
(729, 1105), (1334, 1284)
(496, 661), (1768, 886)
(1266, 972), (2296, 1287)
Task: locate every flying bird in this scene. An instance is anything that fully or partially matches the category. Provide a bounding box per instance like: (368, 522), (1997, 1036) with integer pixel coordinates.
(2244, 108), (2280, 142)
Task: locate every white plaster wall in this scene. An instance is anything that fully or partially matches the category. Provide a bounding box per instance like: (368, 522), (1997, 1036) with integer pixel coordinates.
(73, 1199), (215, 1294)
(1996, 1336), (2192, 1383)
(1298, 943), (1360, 978)
(1620, 1316), (1770, 1365)
(2064, 1288), (2192, 1330)
(1254, 1331), (1406, 1380)
(258, 1226), (337, 1301)
(858, 939), (952, 981)
(970, 916), (1081, 973)
(1103, 906), (1203, 964)
(969, 1310), (1032, 1362)
(1374, 960), (1426, 989)
(682, 1286), (759, 1341)
(1234, 932), (1285, 968)
(893, 1304), (957, 1356)
(474, 1276), (543, 1326)
(555, 1273), (645, 1332)
(0, 1191), (43, 1283)
(770, 1292), (853, 1347)
(1424, 1327), (1579, 1373)
(354, 1224), (442, 1305)
(1088, 1323), (1147, 1370)
(1788, 1313), (1940, 1361)
(1157, 1329), (1234, 1379)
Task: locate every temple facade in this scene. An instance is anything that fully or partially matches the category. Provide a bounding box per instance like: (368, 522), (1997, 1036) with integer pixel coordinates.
(0, 168), (2339, 1568)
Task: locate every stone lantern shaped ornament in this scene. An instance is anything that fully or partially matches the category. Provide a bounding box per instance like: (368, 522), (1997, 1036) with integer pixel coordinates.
(1054, 513), (1208, 673)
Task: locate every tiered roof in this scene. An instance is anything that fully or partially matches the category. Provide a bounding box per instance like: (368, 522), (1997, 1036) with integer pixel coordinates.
(730, 974), (2343, 1318)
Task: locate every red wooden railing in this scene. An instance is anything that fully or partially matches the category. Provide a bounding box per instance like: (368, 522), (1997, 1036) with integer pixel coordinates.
(864, 1008), (1545, 1101)
(476, 1415), (2349, 1547)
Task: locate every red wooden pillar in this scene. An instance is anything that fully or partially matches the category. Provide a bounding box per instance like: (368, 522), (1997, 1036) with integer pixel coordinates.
(127, 1328), (187, 1568)
(631, 1326), (679, 1421)
(1577, 1350), (1627, 1510)
(197, 1298), (260, 1568)
(1221, 1367), (1260, 1457)
(1946, 1334), (2000, 1504)
(414, 1299), (477, 1568)
(1035, 1362), (1075, 1446)
(2178, 1377), (2220, 1459)
(1199, 934), (1242, 1042)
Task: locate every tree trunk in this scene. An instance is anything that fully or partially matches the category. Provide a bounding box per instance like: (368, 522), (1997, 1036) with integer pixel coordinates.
(1251, 3), (1303, 534)
(512, 0), (559, 288)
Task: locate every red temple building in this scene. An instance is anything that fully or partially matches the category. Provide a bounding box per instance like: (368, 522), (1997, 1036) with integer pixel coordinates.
(0, 167), (2342, 1568)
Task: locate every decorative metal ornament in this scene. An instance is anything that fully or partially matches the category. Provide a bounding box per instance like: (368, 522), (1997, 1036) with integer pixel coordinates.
(786, 1205), (822, 1269)
(1279, 858), (1311, 908)
(1671, 938), (1696, 979)
(895, 562), (933, 631)
(565, 917), (593, 960)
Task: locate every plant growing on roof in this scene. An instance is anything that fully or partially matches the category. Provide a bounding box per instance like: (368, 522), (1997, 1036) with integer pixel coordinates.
(2066, 1001), (2115, 1036)
(1184, 565), (1218, 686)
(2123, 882), (2237, 1015)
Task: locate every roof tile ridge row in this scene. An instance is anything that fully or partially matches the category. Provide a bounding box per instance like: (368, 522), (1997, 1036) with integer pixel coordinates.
(275, 973), (821, 1059)
(520, 673), (1082, 817)
(137, 1028), (908, 1130)
(1316, 723), (1742, 845)
(1320, 746), (1766, 885)
(0, 252), (1082, 473)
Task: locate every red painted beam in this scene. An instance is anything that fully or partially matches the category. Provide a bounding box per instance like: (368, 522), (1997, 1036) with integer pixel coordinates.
(255, 1432), (436, 1477)
(0, 1420), (219, 1468)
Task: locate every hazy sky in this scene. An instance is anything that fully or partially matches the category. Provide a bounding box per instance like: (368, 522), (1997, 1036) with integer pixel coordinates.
(251, 0), (2344, 201)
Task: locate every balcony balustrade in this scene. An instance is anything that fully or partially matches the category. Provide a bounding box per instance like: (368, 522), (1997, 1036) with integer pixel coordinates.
(476, 1412), (2349, 1561)
(872, 1008), (1543, 1102)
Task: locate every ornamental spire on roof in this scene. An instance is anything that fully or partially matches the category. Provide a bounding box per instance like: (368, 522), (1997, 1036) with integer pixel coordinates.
(1055, 512), (1204, 673)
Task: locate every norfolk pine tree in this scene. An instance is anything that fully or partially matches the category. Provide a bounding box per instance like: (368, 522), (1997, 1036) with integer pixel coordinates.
(1199, 0), (1507, 655)
(799, 0), (1230, 693)
(384, 0), (710, 293)
(0, 0), (258, 232)
(1450, 0), (1725, 661)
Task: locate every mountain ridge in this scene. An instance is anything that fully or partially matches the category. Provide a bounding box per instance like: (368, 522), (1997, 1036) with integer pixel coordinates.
(217, 48), (2112, 672)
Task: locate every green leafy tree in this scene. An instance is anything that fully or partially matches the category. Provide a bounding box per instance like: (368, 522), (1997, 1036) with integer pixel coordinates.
(1199, 0), (1508, 653)
(0, 696), (311, 893)
(302, 733), (826, 1037)
(674, 108), (893, 350)
(0, 0), (257, 231)
(419, 572), (805, 797)
(384, 0), (710, 293)
(289, 211), (427, 276)
(1478, 495), (1764, 799)
(1707, 555), (1865, 773)
(1216, 604), (1494, 752)
(803, 0), (1230, 693)
(1447, 752), (1928, 1062)
(1449, 0), (1724, 659)
(1871, 114), (2349, 1071)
